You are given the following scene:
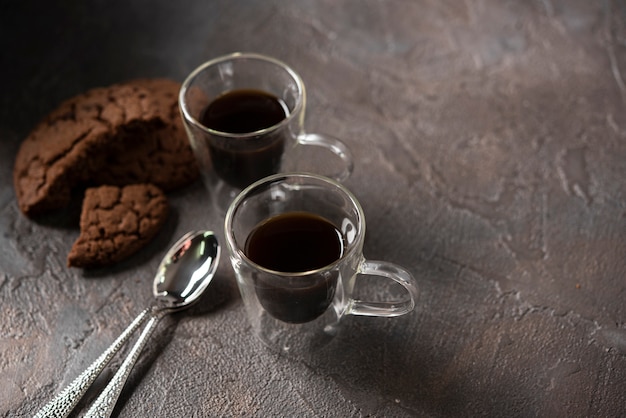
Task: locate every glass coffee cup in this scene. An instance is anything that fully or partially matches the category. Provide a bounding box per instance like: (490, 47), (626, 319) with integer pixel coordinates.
(225, 173), (419, 355)
(179, 53), (353, 212)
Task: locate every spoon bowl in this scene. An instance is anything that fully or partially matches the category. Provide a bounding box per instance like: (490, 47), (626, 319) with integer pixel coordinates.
(154, 230), (220, 309)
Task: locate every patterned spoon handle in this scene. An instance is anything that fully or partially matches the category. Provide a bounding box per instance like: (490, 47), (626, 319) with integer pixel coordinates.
(84, 313), (162, 418)
(33, 308), (151, 418)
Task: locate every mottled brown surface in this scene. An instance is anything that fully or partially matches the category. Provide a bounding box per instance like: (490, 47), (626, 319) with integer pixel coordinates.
(67, 184), (169, 268)
(1, 1), (625, 417)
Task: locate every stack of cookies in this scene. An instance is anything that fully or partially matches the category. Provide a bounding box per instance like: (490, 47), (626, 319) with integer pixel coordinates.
(13, 79), (199, 268)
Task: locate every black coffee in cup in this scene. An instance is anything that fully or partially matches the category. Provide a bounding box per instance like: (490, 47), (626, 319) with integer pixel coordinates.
(244, 211), (344, 323)
(200, 89), (288, 189)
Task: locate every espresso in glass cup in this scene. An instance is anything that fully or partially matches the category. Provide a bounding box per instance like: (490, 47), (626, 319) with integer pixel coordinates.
(225, 173), (419, 355)
(179, 53), (353, 212)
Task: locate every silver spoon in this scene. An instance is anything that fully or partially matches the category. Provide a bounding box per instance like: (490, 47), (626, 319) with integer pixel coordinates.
(33, 230), (220, 418)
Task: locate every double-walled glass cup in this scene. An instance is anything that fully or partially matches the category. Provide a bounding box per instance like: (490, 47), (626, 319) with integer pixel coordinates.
(225, 173), (419, 355)
(179, 53), (353, 212)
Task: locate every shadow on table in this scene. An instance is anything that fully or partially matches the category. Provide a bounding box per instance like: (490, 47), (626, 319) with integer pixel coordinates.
(285, 279), (533, 417)
(290, 318), (526, 417)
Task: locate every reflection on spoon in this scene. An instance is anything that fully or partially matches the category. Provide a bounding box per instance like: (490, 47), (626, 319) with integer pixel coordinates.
(33, 231), (220, 418)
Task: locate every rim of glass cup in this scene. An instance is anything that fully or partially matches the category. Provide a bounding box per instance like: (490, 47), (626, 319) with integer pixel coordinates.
(224, 172), (365, 277)
(179, 52), (305, 139)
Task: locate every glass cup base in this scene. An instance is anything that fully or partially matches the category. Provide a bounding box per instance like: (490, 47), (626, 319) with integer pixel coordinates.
(252, 310), (342, 357)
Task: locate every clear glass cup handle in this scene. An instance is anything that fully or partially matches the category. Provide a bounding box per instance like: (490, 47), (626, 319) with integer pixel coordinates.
(297, 133), (354, 182)
(347, 260), (419, 317)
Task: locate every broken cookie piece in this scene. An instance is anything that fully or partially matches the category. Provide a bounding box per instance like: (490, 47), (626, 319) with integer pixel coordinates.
(67, 184), (169, 268)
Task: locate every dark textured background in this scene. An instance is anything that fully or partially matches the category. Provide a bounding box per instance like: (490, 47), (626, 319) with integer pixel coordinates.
(1, 1), (625, 417)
